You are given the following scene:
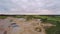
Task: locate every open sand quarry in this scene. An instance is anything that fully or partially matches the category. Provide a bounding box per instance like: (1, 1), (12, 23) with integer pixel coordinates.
(0, 17), (56, 34)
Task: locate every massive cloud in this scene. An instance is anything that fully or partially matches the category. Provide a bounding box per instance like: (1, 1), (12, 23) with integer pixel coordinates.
(0, 0), (60, 14)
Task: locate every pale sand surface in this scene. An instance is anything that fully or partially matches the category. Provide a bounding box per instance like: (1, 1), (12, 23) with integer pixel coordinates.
(0, 17), (55, 34)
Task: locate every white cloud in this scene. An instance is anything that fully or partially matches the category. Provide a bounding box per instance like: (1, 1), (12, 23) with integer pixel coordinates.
(0, 0), (60, 14)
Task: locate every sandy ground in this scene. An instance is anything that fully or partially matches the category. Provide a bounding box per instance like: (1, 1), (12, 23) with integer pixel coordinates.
(6, 17), (46, 34)
(0, 17), (55, 34)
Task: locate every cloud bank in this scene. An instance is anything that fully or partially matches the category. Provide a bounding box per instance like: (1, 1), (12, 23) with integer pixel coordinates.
(0, 0), (60, 14)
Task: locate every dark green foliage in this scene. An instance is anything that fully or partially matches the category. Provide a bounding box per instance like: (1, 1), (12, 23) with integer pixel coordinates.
(14, 15), (25, 18)
(45, 21), (60, 34)
(0, 16), (7, 19)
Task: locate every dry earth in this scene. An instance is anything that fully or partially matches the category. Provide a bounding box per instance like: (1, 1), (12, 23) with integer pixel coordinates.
(0, 17), (56, 34)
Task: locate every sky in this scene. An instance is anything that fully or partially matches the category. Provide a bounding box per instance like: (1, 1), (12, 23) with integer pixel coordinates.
(0, 0), (60, 15)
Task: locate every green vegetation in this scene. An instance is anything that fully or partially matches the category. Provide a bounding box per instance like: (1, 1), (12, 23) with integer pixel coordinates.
(0, 15), (60, 34)
(0, 16), (7, 19)
(45, 21), (60, 34)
